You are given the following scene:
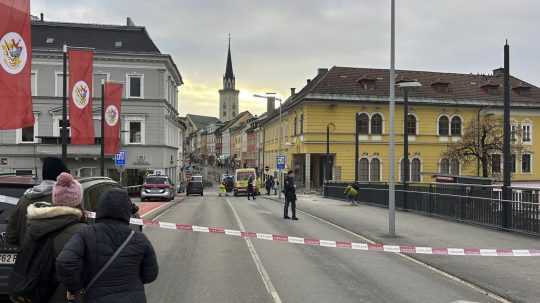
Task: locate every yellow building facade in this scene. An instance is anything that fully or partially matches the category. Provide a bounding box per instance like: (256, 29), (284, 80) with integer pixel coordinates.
(261, 67), (540, 191)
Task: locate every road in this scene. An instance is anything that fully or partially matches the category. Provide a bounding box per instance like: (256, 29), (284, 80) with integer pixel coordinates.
(144, 190), (499, 303)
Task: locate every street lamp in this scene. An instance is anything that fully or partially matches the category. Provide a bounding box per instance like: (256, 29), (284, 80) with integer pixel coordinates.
(324, 122), (336, 185)
(397, 80), (422, 210)
(254, 93), (284, 199)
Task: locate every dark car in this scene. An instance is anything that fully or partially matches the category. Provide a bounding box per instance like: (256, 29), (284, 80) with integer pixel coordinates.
(186, 175), (204, 196)
(0, 176), (140, 296)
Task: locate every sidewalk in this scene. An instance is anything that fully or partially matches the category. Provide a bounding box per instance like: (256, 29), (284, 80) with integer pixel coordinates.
(265, 194), (540, 302)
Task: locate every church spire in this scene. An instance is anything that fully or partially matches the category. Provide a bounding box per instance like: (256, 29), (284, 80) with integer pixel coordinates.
(224, 34), (235, 82)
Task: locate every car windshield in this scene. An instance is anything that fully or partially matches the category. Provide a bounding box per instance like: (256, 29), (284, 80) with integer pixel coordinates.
(191, 176), (202, 182)
(237, 172), (254, 181)
(145, 177), (168, 184)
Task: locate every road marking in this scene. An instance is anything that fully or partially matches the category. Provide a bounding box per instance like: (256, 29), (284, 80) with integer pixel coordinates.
(226, 198), (283, 303)
(264, 197), (511, 303)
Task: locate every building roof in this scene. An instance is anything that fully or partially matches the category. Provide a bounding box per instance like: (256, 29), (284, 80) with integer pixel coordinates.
(186, 114), (220, 131)
(31, 20), (161, 53)
(224, 35), (234, 80)
(219, 111), (252, 133)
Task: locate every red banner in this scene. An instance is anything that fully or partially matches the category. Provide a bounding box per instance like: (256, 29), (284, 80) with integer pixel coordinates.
(69, 49), (94, 144)
(104, 82), (123, 155)
(0, 0), (34, 129)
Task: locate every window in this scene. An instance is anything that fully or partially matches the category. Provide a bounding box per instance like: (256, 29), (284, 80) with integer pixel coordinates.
(511, 125), (517, 142)
(358, 113), (369, 135)
(512, 154), (516, 173)
(451, 116), (462, 136)
(400, 159), (408, 182)
(300, 114), (304, 134)
(55, 73), (69, 97)
(371, 114), (382, 135)
(522, 154), (532, 173)
(293, 116), (297, 136)
(438, 116), (449, 136)
(411, 158), (421, 182)
(79, 167), (97, 178)
(522, 124), (531, 143)
(450, 159), (460, 175)
(127, 74), (143, 98)
(358, 158), (369, 181)
(31, 71), (37, 96)
(129, 121), (142, 144)
(17, 115), (38, 143)
(440, 158), (450, 174)
(407, 114), (417, 135)
(53, 118), (71, 137)
(491, 154), (501, 174)
(93, 73), (108, 98)
(370, 158), (381, 181)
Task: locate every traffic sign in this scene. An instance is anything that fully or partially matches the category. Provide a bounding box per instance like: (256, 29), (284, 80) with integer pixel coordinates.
(115, 150), (127, 167)
(276, 155), (286, 170)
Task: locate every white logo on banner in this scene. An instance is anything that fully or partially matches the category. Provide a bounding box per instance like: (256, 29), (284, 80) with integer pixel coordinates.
(72, 81), (90, 109)
(0, 32), (28, 74)
(105, 105), (119, 126)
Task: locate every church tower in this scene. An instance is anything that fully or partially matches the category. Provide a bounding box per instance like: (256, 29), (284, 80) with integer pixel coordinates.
(219, 35), (239, 121)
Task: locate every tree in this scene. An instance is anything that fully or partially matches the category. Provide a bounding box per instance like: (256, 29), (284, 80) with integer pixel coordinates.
(443, 115), (523, 178)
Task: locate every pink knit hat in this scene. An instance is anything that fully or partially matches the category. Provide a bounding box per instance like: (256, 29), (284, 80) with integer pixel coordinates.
(52, 172), (83, 207)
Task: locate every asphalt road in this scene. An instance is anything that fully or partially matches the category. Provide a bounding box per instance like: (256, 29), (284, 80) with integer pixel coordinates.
(144, 191), (499, 303)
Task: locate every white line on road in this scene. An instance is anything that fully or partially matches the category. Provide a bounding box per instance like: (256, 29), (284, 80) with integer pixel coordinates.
(226, 198), (283, 303)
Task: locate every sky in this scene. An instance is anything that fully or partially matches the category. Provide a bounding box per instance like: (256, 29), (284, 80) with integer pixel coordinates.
(31, 0), (540, 117)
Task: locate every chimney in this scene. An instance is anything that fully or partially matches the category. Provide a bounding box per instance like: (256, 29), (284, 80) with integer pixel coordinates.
(493, 67), (505, 77)
(318, 68), (328, 75)
(40, 13), (44, 21)
(290, 88), (296, 96)
(267, 96), (276, 115)
(126, 17), (135, 26)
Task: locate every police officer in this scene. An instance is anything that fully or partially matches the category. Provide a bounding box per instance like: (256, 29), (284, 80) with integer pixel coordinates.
(283, 170), (298, 220)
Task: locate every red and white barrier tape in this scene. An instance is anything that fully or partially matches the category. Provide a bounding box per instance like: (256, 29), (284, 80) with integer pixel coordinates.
(86, 212), (539, 257)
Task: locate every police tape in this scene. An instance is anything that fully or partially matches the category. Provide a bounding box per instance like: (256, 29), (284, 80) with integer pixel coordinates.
(85, 212), (540, 257)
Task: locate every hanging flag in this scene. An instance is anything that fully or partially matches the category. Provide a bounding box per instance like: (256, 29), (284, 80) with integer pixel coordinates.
(103, 82), (123, 155)
(0, 0), (34, 129)
(68, 49), (94, 144)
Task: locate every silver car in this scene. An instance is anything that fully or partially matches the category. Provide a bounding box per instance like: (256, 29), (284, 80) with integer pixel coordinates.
(141, 175), (175, 202)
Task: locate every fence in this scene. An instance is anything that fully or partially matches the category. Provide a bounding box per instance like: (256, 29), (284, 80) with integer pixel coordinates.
(324, 182), (540, 236)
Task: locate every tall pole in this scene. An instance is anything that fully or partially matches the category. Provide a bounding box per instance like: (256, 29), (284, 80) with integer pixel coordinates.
(403, 88), (409, 209)
(61, 44), (68, 162)
(277, 98), (283, 200)
(100, 81), (106, 176)
(502, 41), (512, 228)
(354, 113), (359, 182)
(388, 0), (397, 236)
(326, 124), (330, 182)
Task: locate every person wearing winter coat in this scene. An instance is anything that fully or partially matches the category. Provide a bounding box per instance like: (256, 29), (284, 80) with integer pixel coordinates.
(7, 157), (69, 246)
(247, 175), (256, 200)
(283, 170), (298, 220)
(265, 176), (274, 196)
(56, 188), (159, 303)
(344, 183), (359, 206)
(18, 172), (86, 303)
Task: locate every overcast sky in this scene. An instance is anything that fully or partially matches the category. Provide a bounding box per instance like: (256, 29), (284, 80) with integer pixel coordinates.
(32, 0), (540, 117)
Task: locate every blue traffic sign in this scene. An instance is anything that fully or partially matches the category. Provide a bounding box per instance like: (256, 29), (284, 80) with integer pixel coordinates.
(115, 150), (127, 167)
(276, 155), (286, 170)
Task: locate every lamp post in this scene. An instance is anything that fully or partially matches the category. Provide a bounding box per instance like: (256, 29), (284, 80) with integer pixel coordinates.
(388, 0), (396, 236)
(254, 93), (284, 199)
(397, 81), (422, 210)
(324, 123), (336, 185)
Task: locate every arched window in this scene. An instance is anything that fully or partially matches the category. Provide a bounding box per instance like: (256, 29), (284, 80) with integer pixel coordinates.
(411, 158), (421, 182)
(358, 113), (369, 135)
(371, 114), (383, 135)
(407, 114), (417, 135)
(438, 116), (449, 136)
(450, 159), (460, 175)
(451, 116), (462, 136)
(440, 158), (450, 174)
(358, 158), (369, 181)
(370, 158), (381, 181)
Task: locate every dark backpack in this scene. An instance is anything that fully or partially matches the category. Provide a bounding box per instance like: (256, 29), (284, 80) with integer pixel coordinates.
(8, 228), (65, 303)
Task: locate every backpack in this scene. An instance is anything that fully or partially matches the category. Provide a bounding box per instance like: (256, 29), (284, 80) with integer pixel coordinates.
(8, 228), (67, 303)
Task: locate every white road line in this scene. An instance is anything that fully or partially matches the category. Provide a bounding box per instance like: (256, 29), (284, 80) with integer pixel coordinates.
(226, 198), (283, 303)
(264, 197), (511, 303)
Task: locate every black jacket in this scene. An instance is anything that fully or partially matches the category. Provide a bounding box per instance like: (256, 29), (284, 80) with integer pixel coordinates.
(56, 189), (158, 303)
(284, 176), (296, 201)
(23, 202), (86, 303)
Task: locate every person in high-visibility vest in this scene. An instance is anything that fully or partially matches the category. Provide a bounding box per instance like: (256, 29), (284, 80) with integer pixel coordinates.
(344, 183), (359, 206)
(218, 182), (227, 197)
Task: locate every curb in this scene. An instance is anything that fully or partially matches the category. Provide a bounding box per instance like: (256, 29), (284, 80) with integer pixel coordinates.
(141, 195), (184, 220)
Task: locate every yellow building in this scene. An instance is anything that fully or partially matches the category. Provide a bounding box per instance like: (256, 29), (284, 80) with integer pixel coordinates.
(260, 67), (540, 191)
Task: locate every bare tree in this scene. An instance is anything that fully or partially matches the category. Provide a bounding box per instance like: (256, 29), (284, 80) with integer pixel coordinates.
(443, 115), (523, 178)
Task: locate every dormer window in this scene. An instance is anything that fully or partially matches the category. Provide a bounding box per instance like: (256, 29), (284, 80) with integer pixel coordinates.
(114, 41), (123, 48)
(46, 37), (54, 44)
(431, 80), (450, 93)
(513, 83), (532, 96)
(481, 82), (500, 95)
(357, 75), (376, 90)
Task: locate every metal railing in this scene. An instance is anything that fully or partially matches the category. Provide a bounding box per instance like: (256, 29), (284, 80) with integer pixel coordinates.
(324, 181), (540, 236)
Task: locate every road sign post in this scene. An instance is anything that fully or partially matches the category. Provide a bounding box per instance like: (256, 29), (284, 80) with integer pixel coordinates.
(115, 150), (127, 185)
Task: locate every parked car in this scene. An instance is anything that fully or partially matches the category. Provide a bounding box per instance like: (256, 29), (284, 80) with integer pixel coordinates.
(141, 175), (175, 202)
(0, 176), (141, 296)
(234, 168), (260, 196)
(186, 175), (204, 196)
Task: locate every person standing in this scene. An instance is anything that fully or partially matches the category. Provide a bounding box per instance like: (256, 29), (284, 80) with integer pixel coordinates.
(56, 188), (158, 303)
(283, 170), (298, 220)
(265, 176), (274, 196)
(247, 175), (256, 200)
(344, 183), (359, 206)
(7, 157), (69, 246)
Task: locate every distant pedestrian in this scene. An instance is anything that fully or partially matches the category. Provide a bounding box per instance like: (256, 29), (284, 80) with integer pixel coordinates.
(56, 188), (158, 303)
(9, 172), (86, 303)
(265, 176), (274, 196)
(344, 183), (359, 206)
(218, 181), (227, 197)
(7, 157), (69, 246)
(247, 175), (256, 200)
(283, 170), (298, 220)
